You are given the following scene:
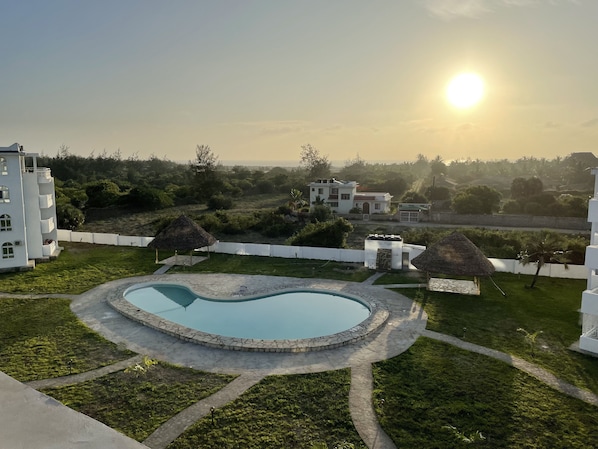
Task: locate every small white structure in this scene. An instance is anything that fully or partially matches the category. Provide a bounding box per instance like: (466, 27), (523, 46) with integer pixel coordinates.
(579, 168), (598, 354)
(364, 234), (405, 270)
(0, 143), (60, 272)
(398, 202), (431, 223)
(308, 178), (392, 214)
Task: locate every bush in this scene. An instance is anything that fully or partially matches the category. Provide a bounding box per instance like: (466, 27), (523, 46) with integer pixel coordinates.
(207, 194), (234, 210)
(56, 203), (85, 230)
(123, 186), (174, 210)
(286, 218), (353, 248)
(85, 180), (121, 208)
(310, 205), (333, 222)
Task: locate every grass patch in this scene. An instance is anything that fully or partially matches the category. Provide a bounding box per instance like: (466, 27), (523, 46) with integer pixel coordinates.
(0, 242), (158, 294)
(373, 337), (598, 448)
(373, 270), (426, 285)
(0, 297), (132, 381)
(171, 252), (374, 283)
(41, 362), (235, 442)
(397, 272), (598, 393)
(169, 370), (366, 449)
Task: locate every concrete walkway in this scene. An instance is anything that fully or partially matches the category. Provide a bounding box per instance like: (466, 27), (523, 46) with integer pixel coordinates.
(142, 372), (265, 449)
(422, 329), (598, 406)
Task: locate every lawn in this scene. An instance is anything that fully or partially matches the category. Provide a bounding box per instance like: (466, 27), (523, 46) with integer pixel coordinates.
(41, 362), (235, 442)
(373, 338), (598, 448)
(393, 272), (598, 394)
(2, 243), (598, 448)
(168, 370), (366, 449)
(0, 297), (132, 381)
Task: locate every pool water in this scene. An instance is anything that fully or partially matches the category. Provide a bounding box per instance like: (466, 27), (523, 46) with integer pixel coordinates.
(123, 284), (371, 340)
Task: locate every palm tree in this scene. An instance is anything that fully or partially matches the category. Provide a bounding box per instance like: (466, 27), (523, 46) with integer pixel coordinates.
(288, 188), (307, 212)
(517, 230), (570, 288)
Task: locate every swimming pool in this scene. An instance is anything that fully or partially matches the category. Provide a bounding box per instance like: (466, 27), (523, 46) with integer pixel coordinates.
(123, 283), (371, 340)
(109, 279), (390, 352)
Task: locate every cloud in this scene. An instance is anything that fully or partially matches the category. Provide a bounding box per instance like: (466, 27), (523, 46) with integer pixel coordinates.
(418, 0), (579, 20)
(455, 122), (477, 131)
(580, 118), (598, 128)
(542, 121), (561, 129)
(233, 120), (312, 136)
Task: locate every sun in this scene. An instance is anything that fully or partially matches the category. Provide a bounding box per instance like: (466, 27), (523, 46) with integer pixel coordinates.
(446, 72), (485, 109)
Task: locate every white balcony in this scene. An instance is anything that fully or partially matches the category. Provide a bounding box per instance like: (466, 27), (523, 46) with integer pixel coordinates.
(41, 217), (55, 234)
(36, 168), (52, 183)
(39, 194), (54, 209)
(42, 240), (57, 257)
(581, 289), (598, 315)
(579, 327), (598, 353)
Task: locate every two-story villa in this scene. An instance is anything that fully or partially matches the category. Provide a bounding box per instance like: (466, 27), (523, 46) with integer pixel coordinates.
(0, 143), (60, 272)
(308, 178), (393, 214)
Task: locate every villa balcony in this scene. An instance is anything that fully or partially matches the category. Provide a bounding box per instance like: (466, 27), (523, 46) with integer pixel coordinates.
(41, 217), (55, 234)
(585, 245), (598, 270)
(579, 327), (598, 353)
(39, 194), (54, 209)
(582, 289), (598, 315)
(36, 168), (52, 184)
(42, 239), (57, 257)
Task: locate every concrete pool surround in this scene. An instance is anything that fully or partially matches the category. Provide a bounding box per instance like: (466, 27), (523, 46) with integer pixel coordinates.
(109, 280), (390, 352)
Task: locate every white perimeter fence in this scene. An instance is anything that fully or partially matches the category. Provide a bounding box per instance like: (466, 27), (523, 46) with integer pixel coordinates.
(56, 229), (588, 280)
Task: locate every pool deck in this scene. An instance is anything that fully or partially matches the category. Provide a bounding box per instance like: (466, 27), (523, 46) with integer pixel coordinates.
(71, 273), (428, 375)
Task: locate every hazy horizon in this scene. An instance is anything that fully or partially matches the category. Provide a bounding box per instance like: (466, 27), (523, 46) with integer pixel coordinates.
(2, 1), (597, 164)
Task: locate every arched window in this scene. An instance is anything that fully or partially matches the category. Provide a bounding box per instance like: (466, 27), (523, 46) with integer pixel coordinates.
(0, 186), (9, 203)
(2, 242), (14, 259)
(0, 214), (11, 231)
(0, 157), (6, 175)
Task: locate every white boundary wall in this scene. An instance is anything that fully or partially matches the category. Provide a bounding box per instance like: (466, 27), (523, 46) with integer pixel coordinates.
(56, 229), (587, 279)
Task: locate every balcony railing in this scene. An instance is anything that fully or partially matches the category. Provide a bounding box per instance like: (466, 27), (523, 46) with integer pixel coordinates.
(41, 217), (55, 234)
(39, 194), (54, 209)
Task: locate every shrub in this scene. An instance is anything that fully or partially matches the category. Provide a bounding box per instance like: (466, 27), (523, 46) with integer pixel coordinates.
(286, 218), (353, 248)
(207, 194), (234, 210)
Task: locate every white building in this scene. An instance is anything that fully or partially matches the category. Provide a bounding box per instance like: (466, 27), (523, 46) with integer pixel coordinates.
(308, 178), (393, 214)
(0, 143), (60, 272)
(579, 168), (598, 354)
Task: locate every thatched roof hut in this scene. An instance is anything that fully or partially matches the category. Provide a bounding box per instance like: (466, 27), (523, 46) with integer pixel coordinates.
(411, 231), (494, 294)
(147, 215), (217, 264)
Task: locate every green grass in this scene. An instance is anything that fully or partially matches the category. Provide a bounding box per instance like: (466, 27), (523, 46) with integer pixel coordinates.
(373, 338), (598, 448)
(171, 252), (374, 283)
(0, 297), (132, 381)
(0, 242), (158, 294)
(168, 370), (366, 449)
(396, 272), (598, 393)
(373, 270), (426, 284)
(41, 363), (235, 442)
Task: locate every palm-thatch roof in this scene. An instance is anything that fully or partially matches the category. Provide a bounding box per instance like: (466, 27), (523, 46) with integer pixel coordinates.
(411, 231), (495, 276)
(147, 215), (217, 251)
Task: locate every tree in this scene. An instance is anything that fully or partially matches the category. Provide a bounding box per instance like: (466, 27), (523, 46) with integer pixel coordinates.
(286, 218), (353, 248)
(85, 180), (121, 208)
(430, 155), (447, 176)
(400, 190), (427, 203)
(123, 186), (174, 210)
(425, 186), (450, 201)
(517, 230), (570, 288)
(511, 177), (543, 199)
(452, 185), (501, 214)
(300, 144), (331, 179)
(191, 144), (223, 201)
(288, 188), (307, 212)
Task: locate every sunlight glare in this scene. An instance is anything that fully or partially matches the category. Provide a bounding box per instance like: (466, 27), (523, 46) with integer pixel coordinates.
(446, 73), (485, 109)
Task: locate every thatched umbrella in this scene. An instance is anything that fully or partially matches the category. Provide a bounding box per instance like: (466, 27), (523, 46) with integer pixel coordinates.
(411, 231), (495, 293)
(147, 215), (217, 265)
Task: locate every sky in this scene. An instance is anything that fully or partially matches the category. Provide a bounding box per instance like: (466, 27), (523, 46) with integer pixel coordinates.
(1, 0), (597, 166)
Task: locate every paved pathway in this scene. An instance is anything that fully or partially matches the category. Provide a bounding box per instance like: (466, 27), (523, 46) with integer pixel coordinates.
(350, 364), (396, 449)
(422, 329), (598, 406)
(142, 372), (265, 449)
(26, 355), (144, 390)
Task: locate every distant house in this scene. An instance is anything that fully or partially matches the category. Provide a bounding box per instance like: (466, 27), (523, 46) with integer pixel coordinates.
(0, 143), (60, 272)
(308, 178), (392, 214)
(398, 203), (431, 223)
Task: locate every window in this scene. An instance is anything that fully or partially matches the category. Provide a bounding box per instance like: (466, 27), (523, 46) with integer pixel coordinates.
(375, 203), (381, 210)
(0, 186), (9, 203)
(341, 193), (350, 200)
(331, 188), (338, 194)
(2, 242), (14, 259)
(0, 157), (6, 175)
(0, 215), (11, 231)
(327, 202), (339, 207)
(318, 188), (323, 195)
